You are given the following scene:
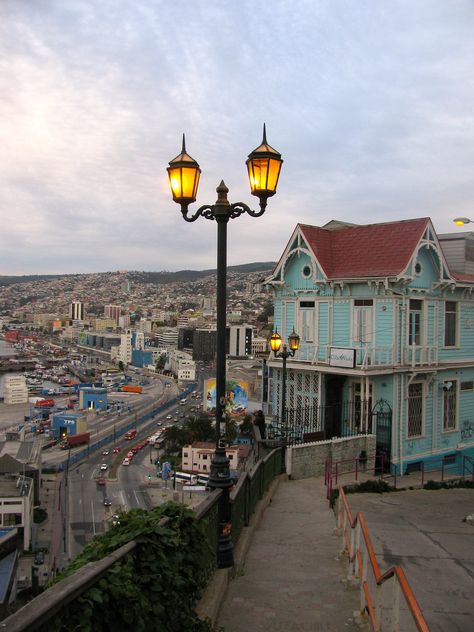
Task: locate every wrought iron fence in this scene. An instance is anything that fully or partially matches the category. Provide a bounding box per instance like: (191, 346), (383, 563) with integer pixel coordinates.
(267, 400), (374, 445)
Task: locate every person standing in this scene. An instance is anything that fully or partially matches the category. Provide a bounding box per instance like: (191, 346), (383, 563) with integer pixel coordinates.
(254, 410), (266, 439)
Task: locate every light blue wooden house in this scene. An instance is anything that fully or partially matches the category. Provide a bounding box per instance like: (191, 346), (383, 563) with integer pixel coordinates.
(265, 218), (474, 475)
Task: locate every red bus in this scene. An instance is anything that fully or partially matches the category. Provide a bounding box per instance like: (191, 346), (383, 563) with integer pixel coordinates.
(124, 429), (137, 440)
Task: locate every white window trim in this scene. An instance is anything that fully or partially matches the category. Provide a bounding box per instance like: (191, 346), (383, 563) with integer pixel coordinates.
(441, 379), (459, 433)
(297, 299), (317, 344)
(352, 301), (374, 345)
(407, 299), (425, 347)
(407, 381), (425, 439)
(442, 301), (460, 349)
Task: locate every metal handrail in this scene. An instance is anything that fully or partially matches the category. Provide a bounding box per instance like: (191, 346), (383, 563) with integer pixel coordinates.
(462, 455), (474, 479)
(337, 487), (430, 631)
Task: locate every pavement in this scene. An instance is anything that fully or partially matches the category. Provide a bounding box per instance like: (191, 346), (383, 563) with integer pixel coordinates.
(347, 487), (474, 632)
(216, 477), (362, 632)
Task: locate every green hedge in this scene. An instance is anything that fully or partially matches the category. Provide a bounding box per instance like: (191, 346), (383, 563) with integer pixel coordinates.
(39, 502), (218, 632)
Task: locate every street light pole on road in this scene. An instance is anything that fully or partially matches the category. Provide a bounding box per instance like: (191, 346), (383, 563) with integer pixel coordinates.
(167, 125), (283, 568)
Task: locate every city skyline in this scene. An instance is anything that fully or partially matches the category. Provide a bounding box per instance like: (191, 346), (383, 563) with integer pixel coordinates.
(1, 1), (473, 275)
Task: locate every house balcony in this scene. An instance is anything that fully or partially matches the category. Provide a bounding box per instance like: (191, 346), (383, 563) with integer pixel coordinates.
(290, 342), (439, 370)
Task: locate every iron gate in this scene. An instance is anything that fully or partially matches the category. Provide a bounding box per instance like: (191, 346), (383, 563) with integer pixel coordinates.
(371, 398), (392, 471)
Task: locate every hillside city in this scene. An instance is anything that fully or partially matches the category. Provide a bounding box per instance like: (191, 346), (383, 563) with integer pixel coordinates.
(0, 266), (274, 336)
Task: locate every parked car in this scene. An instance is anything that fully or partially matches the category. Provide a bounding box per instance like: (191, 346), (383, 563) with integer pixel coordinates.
(166, 414), (172, 420)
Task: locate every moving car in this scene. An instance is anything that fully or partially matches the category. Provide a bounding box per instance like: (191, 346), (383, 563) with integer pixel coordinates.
(102, 449), (110, 456)
(103, 497), (112, 506)
(100, 463), (108, 471)
(122, 458), (130, 466)
(113, 447), (121, 453)
(166, 414), (172, 420)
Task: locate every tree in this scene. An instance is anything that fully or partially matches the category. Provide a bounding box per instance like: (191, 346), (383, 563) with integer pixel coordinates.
(156, 353), (166, 372)
(239, 414), (254, 437)
(225, 418), (238, 444)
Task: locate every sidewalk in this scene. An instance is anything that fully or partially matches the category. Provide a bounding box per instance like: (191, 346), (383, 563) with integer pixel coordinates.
(216, 477), (362, 632)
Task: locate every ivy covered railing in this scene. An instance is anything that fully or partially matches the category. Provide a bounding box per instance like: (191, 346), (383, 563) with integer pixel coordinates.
(2, 448), (282, 632)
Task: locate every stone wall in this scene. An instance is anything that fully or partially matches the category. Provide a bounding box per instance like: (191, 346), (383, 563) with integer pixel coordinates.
(287, 434), (376, 480)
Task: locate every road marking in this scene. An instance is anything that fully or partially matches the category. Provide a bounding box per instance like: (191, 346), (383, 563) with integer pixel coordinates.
(91, 500), (96, 535)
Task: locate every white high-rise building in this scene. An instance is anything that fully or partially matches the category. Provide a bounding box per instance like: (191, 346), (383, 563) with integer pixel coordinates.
(118, 329), (133, 364)
(70, 301), (85, 321)
(156, 328), (179, 349)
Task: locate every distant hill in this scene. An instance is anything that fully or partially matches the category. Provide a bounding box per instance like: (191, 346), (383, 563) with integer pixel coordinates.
(131, 262), (275, 284)
(0, 262), (276, 287)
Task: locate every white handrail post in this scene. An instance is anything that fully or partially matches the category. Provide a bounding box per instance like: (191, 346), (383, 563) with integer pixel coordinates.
(375, 580), (382, 631)
(354, 519), (361, 577)
(360, 544), (368, 615)
(391, 575), (400, 632)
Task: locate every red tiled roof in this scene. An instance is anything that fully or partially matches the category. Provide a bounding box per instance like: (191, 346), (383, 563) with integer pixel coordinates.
(450, 271), (474, 283)
(299, 218), (430, 278)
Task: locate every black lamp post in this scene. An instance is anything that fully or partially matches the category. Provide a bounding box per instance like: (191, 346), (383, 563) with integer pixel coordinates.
(167, 125), (283, 568)
(269, 329), (300, 470)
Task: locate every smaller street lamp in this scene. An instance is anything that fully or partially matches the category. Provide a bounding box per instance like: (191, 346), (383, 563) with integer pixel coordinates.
(269, 329), (300, 469)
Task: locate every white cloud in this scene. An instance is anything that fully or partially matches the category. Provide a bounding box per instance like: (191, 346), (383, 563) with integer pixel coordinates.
(0, 0), (473, 274)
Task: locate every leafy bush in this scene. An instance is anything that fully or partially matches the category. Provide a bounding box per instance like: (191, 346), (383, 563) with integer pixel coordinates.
(424, 479), (474, 490)
(39, 502), (217, 632)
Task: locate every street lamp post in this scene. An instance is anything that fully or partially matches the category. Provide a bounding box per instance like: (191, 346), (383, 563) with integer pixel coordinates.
(269, 329), (300, 471)
(167, 125), (283, 569)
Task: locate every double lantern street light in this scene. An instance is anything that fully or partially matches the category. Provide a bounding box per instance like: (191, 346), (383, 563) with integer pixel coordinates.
(167, 125), (283, 569)
(269, 330), (300, 459)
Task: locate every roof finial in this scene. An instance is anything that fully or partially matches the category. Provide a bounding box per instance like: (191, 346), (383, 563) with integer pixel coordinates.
(262, 123), (267, 145)
(181, 133), (186, 154)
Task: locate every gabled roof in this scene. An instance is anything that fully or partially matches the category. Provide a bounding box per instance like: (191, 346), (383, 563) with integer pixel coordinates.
(298, 218), (430, 278)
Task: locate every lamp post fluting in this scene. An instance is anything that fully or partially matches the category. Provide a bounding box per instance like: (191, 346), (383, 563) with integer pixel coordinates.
(167, 125), (283, 568)
(269, 329), (300, 471)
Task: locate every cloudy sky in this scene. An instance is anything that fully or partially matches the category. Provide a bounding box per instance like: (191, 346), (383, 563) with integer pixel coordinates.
(1, 1), (473, 275)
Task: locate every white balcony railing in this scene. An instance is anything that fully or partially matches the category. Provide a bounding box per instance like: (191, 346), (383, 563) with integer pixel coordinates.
(293, 343), (438, 369)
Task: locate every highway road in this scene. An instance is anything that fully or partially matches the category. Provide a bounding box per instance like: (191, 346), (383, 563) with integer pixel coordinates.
(53, 381), (202, 567)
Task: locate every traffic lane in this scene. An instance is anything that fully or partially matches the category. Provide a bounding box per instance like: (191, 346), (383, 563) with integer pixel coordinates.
(117, 454), (150, 511)
(68, 465), (111, 558)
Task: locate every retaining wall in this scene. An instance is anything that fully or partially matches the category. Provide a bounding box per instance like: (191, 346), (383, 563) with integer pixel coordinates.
(288, 434), (376, 480)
